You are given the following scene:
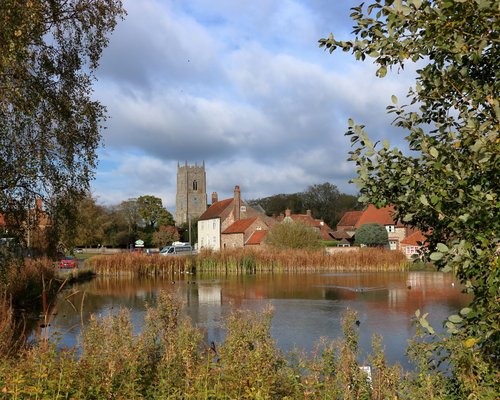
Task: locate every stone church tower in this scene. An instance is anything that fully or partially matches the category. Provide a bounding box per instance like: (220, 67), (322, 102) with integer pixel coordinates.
(175, 161), (207, 226)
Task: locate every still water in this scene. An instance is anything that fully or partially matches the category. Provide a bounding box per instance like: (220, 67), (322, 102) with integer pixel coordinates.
(36, 271), (471, 369)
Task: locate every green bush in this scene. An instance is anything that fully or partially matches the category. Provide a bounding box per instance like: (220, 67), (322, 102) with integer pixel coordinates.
(354, 223), (388, 247)
(265, 221), (324, 250)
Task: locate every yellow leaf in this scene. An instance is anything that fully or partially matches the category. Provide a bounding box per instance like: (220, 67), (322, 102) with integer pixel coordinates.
(464, 338), (478, 348)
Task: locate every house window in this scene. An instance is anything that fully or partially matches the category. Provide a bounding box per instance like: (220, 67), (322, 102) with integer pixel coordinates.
(240, 206), (246, 212)
(193, 180), (198, 191)
(389, 240), (398, 250)
(213, 220), (216, 230)
(386, 225), (395, 233)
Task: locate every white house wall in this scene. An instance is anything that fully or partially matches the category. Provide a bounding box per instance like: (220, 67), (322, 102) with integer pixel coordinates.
(198, 218), (221, 250)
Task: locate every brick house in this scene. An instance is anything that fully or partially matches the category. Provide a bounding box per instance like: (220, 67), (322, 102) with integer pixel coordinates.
(221, 216), (269, 249)
(400, 230), (427, 259)
(353, 204), (416, 250)
(197, 186), (272, 250)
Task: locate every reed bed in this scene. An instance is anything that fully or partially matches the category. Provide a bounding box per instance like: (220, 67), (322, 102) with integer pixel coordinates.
(86, 247), (408, 277)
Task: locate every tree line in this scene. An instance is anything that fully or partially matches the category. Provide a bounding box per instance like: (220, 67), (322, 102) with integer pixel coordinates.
(248, 182), (360, 229)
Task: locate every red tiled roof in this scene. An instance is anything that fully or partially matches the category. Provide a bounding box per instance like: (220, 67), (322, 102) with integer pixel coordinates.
(331, 230), (352, 240)
(246, 230), (267, 245)
(198, 198), (233, 221)
(355, 204), (401, 227)
(400, 230), (428, 246)
(222, 217), (257, 234)
(337, 211), (363, 227)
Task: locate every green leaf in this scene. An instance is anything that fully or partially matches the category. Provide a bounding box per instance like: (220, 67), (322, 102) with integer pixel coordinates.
(448, 314), (463, 324)
(429, 147), (439, 158)
(460, 307), (472, 316)
(436, 243), (449, 253)
(391, 95), (398, 104)
(430, 251), (443, 261)
(419, 194), (429, 206)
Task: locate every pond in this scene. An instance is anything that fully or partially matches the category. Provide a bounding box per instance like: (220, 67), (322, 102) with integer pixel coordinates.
(34, 270), (471, 369)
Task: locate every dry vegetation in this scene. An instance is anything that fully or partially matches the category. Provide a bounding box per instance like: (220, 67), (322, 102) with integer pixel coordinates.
(87, 248), (408, 276)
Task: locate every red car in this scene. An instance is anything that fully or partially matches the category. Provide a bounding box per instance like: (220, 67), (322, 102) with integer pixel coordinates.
(60, 256), (79, 269)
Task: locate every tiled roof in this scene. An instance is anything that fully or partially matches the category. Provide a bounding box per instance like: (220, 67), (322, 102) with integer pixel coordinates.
(331, 230), (352, 240)
(198, 198), (233, 221)
(400, 230), (427, 246)
(337, 211), (363, 227)
(222, 217), (257, 234)
(355, 204), (402, 227)
(246, 230), (267, 245)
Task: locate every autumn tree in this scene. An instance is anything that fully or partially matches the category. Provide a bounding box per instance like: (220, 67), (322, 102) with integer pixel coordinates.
(0, 0), (125, 251)
(320, 0), (499, 382)
(137, 195), (174, 230)
(153, 226), (180, 248)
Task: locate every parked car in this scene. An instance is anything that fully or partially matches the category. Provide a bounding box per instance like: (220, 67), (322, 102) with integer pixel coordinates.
(60, 256), (78, 269)
(74, 248), (83, 254)
(160, 244), (193, 256)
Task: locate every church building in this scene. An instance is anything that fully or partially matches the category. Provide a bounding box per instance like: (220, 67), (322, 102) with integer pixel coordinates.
(175, 161), (207, 226)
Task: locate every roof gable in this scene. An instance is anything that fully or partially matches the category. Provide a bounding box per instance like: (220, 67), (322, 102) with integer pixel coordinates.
(400, 230), (427, 246)
(337, 210), (363, 227)
(222, 217), (258, 234)
(246, 230), (267, 245)
(356, 204), (399, 227)
(198, 198), (233, 221)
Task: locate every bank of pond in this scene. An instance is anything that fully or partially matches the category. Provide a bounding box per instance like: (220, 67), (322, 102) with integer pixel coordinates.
(1, 249), (496, 398)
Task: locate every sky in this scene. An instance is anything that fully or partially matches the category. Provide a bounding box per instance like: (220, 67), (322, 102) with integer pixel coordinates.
(91, 0), (417, 212)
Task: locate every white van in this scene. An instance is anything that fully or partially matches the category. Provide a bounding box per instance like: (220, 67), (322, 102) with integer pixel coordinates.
(159, 243), (193, 256)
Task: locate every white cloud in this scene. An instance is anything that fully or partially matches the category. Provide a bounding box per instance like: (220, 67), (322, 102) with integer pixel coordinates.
(91, 0), (419, 209)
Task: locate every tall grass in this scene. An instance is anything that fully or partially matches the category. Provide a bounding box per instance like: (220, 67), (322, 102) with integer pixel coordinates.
(0, 291), (494, 399)
(87, 248), (408, 277)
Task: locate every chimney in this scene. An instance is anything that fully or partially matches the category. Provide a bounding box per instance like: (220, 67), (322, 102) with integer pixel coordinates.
(285, 209), (291, 217)
(306, 209), (312, 217)
(233, 185), (241, 221)
(211, 192), (218, 204)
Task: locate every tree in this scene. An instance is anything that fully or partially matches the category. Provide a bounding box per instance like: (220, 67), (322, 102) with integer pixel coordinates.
(0, 0), (125, 249)
(137, 196), (174, 230)
(320, 0), (498, 360)
(354, 223), (388, 247)
(153, 226), (180, 248)
(303, 182), (340, 227)
(71, 194), (106, 249)
(265, 221), (323, 250)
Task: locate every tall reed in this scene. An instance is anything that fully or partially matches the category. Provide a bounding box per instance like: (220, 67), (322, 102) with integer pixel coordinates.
(87, 248), (408, 277)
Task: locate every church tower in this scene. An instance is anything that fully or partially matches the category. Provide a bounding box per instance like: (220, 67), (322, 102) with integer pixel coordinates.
(175, 161), (207, 226)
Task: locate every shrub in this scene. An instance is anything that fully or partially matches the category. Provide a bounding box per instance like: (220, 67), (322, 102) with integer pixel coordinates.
(354, 223), (388, 247)
(265, 221), (324, 250)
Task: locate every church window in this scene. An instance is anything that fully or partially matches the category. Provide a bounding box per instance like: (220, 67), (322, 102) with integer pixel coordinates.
(193, 180), (198, 191)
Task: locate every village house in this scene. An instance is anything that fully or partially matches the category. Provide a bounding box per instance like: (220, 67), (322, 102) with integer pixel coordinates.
(197, 186), (272, 250)
(336, 204), (421, 251)
(399, 230), (428, 259)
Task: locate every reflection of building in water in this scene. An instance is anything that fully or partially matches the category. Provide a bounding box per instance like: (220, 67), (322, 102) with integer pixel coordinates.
(198, 285), (222, 304)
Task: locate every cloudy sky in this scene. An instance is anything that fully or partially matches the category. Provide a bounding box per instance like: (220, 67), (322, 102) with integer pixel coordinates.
(91, 0), (417, 212)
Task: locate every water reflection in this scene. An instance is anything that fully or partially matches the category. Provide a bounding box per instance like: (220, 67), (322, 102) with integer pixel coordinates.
(35, 271), (471, 368)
